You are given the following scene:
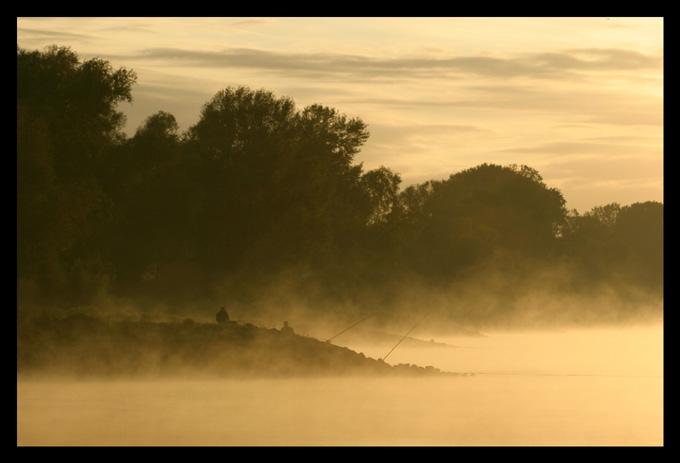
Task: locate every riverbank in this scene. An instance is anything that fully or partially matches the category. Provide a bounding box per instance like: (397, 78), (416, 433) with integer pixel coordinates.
(17, 313), (459, 379)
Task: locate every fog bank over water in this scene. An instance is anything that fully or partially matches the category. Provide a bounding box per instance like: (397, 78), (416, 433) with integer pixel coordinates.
(183, 250), (663, 337)
(346, 323), (664, 378)
(17, 323), (663, 446)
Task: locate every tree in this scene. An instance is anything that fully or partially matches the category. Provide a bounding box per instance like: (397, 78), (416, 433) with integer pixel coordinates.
(352, 166), (401, 226)
(182, 87), (374, 280)
(390, 164), (568, 280)
(557, 200), (663, 296)
(614, 201), (663, 290)
(17, 45), (136, 181)
(98, 112), (191, 296)
(17, 45), (137, 305)
(289, 104), (370, 251)
(182, 87), (299, 275)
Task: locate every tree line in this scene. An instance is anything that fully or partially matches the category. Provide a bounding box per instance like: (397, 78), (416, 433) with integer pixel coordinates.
(17, 45), (663, 324)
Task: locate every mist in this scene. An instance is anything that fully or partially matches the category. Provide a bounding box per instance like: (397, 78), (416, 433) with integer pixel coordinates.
(17, 322), (662, 446)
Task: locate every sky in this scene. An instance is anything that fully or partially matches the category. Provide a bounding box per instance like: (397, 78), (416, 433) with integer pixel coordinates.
(17, 17), (663, 213)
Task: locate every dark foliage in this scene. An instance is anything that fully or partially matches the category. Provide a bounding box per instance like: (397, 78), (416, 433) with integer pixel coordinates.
(17, 45), (663, 328)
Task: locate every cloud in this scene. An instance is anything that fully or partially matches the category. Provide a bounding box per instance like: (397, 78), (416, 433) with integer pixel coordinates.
(17, 27), (92, 43)
(527, 48), (662, 72)
(546, 155), (662, 179)
(496, 140), (657, 157)
(228, 19), (272, 28)
(438, 84), (662, 127)
(99, 23), (159, 34)
(366, 122), (490, 151)
(117, 47), (662, 82)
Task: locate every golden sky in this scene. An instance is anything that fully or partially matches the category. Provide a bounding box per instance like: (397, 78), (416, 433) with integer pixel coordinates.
(17, 17), (663, 212)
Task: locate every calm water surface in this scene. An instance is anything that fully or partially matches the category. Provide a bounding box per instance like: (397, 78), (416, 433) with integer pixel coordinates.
(17, 324), (663, 446)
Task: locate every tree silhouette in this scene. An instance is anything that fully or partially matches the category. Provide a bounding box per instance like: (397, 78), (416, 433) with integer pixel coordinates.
(389, 163), (568, 280)
(17, 44), (662, 323)
(17, 45), (136, 305)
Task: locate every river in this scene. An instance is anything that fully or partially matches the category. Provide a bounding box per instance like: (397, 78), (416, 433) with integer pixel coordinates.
(17, 323), (663, 446)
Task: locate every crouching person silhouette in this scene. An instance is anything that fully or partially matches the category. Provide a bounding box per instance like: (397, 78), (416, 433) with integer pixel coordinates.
(281, 321), (294, 335)
(216, 306), (230, 324)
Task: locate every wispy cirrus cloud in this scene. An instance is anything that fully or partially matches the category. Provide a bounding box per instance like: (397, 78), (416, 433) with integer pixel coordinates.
(118, 46), (662, 81)
(17, 27), (92, 43)
(497, 140), (661, 157)
(526, 48), (662, 72)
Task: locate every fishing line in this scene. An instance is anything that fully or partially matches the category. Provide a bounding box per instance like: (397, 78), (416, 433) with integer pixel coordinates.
(326, 313), (376, 343)
(382, 312), (431, 362)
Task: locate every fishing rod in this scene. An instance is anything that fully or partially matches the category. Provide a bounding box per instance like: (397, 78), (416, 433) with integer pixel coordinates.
(382, 312), (431, 362)
(326, 313), (376, 343)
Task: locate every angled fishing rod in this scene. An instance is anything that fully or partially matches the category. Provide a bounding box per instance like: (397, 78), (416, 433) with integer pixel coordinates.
(326, 313), (376, 343)
(382, 312), (431, 362)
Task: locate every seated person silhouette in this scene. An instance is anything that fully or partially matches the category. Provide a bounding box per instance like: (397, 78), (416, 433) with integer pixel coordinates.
(281, 321), (295, 335)
(216, 306), (231, 324)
